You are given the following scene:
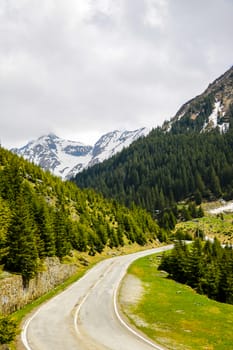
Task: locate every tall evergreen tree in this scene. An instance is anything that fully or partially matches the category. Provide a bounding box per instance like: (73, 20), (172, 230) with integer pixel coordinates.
(53, 209), (72, 258)
(33, 198), (56, 257)
(5, 187), (39, 284)
(159, 239), (233, 304)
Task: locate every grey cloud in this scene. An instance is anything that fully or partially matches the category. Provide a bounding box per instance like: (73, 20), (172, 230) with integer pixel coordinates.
(0, 0), (233, 148)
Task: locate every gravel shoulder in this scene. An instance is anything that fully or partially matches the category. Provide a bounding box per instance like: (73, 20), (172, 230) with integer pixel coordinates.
(119, 274), (150, 329)
(119, 274), (144, 306)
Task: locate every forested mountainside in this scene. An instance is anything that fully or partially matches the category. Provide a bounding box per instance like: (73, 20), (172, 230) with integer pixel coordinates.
(73, 67), (233, 213)
(0, 146), (160, 283)
(73, 129), (233, 213)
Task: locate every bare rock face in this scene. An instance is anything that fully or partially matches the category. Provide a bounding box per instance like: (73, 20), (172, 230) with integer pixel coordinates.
(162, 66), (233, 134)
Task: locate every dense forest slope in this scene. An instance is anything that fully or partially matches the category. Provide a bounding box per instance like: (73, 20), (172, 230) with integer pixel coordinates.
(73, 68), (233, 213)
(0, 147), (160, 283)
(73, 129), (233, 213)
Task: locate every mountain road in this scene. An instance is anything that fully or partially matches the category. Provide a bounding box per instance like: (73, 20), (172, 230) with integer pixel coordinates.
(21, 245), (173, 350)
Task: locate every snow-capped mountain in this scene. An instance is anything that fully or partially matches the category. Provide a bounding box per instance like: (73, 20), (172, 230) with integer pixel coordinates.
(162, 66), (233, 134)
(11, 128), (149, 179)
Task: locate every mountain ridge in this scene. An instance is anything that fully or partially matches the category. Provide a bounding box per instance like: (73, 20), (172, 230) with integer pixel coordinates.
(11, 128), (150, 179)
(162, 65), (233, 134)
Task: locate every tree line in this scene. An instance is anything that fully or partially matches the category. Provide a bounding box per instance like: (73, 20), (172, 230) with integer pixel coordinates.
(158, 239), (233, 304)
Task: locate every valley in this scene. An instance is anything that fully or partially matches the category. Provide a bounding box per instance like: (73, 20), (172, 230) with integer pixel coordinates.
(0, 66), (233, 349)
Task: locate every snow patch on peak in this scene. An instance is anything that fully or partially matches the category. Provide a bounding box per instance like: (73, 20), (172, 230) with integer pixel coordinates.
(202, 101), (220, 131)
(92, 128), (149, 162)
(11, 128), (150, 179)
(201, 100), (230, 133)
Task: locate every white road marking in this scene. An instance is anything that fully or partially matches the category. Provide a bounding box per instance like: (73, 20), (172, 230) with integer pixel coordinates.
(21, 246), (173, 350)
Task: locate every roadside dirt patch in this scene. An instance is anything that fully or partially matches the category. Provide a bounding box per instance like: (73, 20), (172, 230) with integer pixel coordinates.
(119, 274), (149, 328)
(119, 274), (144, 306)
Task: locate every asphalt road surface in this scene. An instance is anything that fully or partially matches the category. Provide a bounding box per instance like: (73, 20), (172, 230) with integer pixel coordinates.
(21, 245), (173, 350)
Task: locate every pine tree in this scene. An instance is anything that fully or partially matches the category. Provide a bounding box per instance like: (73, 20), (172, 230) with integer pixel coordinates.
(0, 197), (12, 262)
(33, 198), (56, 257)
(201, 261), (220, 300)
(218, 249), (233, 303)
(5, 188), (39, 284)
(72, 222), (88, 252)
(209, 167), (222, 198)
(186, 239), (204, 290)
(53, 209), (72, 258)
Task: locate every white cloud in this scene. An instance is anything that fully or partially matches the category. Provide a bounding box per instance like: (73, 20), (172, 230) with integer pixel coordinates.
(144, 0), (168, 29)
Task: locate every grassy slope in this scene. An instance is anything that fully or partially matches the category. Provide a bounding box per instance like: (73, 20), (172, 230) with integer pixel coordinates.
(174, 203), (233, 245)
(120, 254), (233, 350)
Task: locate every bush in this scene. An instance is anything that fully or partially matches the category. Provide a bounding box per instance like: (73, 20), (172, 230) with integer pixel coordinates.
(0, 315), (17, 345)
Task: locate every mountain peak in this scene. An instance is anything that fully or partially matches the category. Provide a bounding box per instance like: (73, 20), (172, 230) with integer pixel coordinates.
(47, 132), (57, 137)
(91, 128), (149, 160)
(11, 128), (149, 179)
(163, 66), (233, 134)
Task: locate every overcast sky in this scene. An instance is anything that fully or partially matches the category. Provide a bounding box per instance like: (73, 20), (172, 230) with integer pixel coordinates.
(1, 0), (233, 148)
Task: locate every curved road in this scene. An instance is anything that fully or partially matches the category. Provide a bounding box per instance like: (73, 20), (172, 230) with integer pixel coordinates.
(21, 245), (173, 350)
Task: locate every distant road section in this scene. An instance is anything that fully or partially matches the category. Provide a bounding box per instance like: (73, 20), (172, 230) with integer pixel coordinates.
(21, 245), (173, 350)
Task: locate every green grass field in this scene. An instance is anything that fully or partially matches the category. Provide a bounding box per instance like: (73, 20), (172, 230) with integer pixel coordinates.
(120, 254), (233, 350)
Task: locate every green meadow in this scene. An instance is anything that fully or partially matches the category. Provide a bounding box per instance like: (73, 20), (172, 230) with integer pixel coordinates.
(174, 210), (233, 245)
(121, 254), (233, 350)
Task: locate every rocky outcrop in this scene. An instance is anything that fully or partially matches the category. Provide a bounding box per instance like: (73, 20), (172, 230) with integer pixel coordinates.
(162, 66), (233, 134)
(0, 258), (77, 315)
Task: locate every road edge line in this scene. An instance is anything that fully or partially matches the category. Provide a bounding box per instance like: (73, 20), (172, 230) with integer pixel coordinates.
(113, 250), (168, 350)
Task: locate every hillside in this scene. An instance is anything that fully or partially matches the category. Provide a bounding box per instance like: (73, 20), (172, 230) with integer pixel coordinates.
(0, 146), (160, 283)
(74, 67), (233, 213)
(74, 130), (233, 212)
